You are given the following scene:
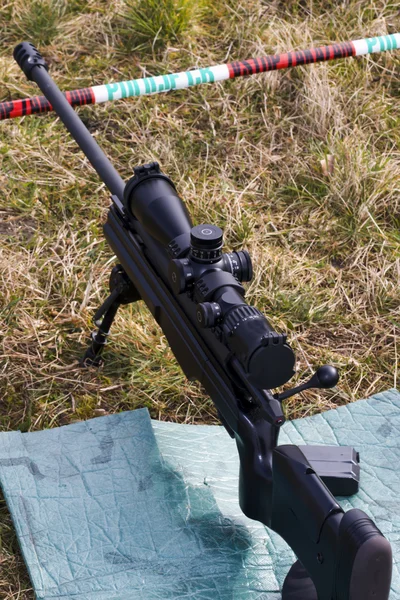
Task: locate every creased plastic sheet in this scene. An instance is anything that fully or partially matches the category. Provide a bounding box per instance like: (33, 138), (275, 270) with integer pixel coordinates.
(0, 389), (399, 599)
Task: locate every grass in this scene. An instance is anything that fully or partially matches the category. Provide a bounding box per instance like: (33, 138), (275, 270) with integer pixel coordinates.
(0, 0), (400, 597)
(120, 0), (205, 52)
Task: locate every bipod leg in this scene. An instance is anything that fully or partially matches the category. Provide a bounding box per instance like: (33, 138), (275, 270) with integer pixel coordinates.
(80, 298), (121, 367)
(80, 264), (140, 367)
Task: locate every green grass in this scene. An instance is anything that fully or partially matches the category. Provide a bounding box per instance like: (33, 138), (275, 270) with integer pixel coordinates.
(120, 0), (204, 52)
(0, 0), (400, 596)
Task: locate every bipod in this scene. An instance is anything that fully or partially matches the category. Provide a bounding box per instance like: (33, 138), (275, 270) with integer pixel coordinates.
(80, 264), (140, 367)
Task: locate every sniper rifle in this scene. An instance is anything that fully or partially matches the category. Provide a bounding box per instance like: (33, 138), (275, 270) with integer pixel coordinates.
(12, 41), (393, 600)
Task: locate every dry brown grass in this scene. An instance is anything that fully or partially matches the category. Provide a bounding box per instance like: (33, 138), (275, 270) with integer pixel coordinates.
(0, 0), (400, 596)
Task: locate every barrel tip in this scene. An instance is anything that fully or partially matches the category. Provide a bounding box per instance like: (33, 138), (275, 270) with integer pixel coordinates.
(13, 41), (48, 81)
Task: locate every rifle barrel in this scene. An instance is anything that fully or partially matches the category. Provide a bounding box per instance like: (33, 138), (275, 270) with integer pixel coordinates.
(24, 64), (125, 199)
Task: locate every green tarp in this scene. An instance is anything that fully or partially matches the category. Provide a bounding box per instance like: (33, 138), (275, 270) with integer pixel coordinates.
(0, 389), (399, 599)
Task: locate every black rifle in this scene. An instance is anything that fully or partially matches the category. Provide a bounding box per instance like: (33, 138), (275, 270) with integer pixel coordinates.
(13, 42), (393, 600)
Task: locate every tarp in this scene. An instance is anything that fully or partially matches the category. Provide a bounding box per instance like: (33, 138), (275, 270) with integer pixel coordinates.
(0, 389), (399, 599)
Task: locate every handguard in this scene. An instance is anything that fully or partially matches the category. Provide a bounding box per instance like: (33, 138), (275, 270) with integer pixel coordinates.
(13, 41), (393, 600)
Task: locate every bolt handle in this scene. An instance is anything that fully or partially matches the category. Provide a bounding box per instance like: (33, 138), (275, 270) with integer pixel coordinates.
(310, 365), (339, 389)
(277, 365), (339, 401)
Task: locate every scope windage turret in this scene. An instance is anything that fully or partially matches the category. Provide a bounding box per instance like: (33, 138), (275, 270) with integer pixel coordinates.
(124, 163), (295, 390)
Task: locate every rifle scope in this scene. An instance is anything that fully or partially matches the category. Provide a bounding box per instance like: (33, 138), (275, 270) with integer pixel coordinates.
(124, 163), (296, 390)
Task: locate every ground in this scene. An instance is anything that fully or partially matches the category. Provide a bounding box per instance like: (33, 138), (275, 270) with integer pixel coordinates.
(0, 0), (399, 597)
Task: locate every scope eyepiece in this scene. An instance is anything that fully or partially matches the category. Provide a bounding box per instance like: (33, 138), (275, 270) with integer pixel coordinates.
(223, 306), (295, 389)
